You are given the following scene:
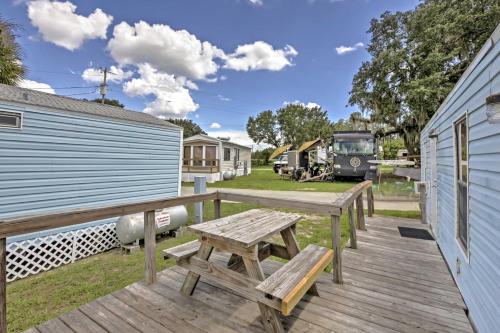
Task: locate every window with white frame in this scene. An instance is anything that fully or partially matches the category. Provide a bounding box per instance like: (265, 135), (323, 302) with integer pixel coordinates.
(234, 148), (240, 161)
(0, 110), (22, 129)
(223, 148), (231, 161)
(455, 116), (468, 252)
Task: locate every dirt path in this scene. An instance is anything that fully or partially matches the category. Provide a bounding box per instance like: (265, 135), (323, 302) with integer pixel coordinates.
(181, 187), (420, 211)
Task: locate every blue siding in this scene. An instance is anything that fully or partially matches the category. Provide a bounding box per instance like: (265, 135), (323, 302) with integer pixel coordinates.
(421, 26), (500, 333)
(0, 102), (182, 243)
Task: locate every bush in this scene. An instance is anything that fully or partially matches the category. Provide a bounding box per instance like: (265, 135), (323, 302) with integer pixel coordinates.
(251, 159), (271, 167)
(382, 138), (405, 159)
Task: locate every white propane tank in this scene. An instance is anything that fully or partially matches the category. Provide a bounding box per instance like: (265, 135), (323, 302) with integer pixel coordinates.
(116, 205), (188, 245)
(223, 170), (233, 180)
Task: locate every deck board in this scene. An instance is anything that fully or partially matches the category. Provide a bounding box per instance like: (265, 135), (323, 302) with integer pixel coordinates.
(26, 216), (473, 333)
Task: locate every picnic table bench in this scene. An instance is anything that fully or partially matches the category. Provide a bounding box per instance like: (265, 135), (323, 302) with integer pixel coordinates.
(164, 209), (333, 333)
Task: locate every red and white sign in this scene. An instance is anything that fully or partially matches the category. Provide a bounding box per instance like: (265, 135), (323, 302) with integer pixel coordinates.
(156, 211), (171, 228)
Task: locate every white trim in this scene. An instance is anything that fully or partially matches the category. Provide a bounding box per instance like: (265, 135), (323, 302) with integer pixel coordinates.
(452, 112), (470, 263)
(178, 129), (184, 196)
(202, 145), (206, 167)
(190, 146), (194, 166)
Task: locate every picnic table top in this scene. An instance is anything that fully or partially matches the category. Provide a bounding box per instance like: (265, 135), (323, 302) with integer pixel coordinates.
(188, 208), (302, 248)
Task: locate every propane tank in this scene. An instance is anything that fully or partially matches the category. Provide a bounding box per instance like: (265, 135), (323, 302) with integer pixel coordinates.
(116, 205), (188, 245)
(223, 170), (233, 180)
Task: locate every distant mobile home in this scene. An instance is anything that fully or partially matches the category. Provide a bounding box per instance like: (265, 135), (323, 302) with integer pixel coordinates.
(182, 134), (251, 183)
(0, 84), (182, 281)
(421, 25), (500, 332)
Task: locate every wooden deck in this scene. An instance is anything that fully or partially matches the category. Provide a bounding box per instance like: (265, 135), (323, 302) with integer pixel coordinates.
(25, 216), (473, 333)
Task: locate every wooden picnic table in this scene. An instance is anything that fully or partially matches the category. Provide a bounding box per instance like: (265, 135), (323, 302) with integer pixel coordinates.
(165, 209), (333, 333)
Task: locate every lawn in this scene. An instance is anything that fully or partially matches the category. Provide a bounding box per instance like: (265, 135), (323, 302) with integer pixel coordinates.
(7, 200), (420, 332)
(184, 168), (418, 198)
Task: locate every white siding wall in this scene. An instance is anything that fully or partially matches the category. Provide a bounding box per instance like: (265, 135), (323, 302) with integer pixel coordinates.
(421, 26), (500, 332)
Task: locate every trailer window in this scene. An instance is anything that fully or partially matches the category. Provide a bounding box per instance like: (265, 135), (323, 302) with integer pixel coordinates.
(183, 146), (191, 166)
(223, 148), (231, 161)
(0, 111), (22, 129)
(334, 138), (374, 154)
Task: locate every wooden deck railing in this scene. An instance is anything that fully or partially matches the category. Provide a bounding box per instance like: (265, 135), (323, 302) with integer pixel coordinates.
(0, 181), (373, 332)
(183, 159), (219, 173)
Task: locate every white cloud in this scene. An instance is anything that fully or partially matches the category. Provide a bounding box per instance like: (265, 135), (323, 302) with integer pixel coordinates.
(224, 42), (297, 71)
(210, 122), (221, 129)
(107, 21), (225, 81)
(27, 0), (113, 51)
(220, 75), (227, 81)
(248, 0), (263, 5)
(19, 79), (55, 94)
(206, 130), (259, 148)
(283, 100), (321, 109)
(335, 42), (364, 55)
(123, 63), (199, 119)
(217, 94), (231, 102)
(81, 65), (134, 83)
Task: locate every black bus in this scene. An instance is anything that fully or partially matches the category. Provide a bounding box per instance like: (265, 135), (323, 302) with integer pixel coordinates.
(331, 131), (378, 180)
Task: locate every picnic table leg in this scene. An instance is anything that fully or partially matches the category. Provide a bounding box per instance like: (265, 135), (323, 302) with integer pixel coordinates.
(227, 254), (245, 273)
(181, 241), (213, 296)
(242, 256), (284, 333)
(280, 227), (319, 296)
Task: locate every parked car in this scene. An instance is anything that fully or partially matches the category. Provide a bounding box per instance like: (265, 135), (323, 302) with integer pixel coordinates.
(273, 154), (288, 173)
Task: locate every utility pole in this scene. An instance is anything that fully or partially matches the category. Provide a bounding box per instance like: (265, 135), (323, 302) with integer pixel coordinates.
(99, 67), (108, 104)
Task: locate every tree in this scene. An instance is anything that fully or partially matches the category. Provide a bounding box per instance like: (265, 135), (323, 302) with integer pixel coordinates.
(91, 98), (124, 108)
(0, 18), (25, 85)
(247, 104), (333, 149)
(349, 0), (500, 154)
(167, 118), (206, 138)
(246, 110), (281, 148)
(276, 104), (332, 148)
(251, 147), (274, 164)
(348, 112), (371, 131)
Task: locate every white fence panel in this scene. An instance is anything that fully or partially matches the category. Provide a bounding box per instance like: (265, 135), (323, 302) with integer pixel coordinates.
(6, 223), (119, 282)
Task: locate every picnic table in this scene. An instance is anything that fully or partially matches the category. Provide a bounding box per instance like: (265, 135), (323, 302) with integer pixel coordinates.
(164, 209), (333, 333)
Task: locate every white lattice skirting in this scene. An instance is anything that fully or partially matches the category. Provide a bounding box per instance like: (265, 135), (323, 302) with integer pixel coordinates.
(6, 223), (120, 282)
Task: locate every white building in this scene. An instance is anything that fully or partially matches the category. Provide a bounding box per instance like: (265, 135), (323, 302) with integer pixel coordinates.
(182, 134), (252, 183)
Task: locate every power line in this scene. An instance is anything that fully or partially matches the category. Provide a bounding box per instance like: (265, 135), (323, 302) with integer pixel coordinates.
(61, 89), (98, 97)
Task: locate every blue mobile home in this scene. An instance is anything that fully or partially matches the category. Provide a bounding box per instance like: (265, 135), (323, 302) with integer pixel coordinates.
(421, 25), (500, 332)
(0, 84), (182, 281)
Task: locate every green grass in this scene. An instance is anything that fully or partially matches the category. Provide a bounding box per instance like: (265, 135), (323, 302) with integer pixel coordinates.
(186, 168), (357, 192)
(183, 168), (418, 198)
(7, 201), (420, 332)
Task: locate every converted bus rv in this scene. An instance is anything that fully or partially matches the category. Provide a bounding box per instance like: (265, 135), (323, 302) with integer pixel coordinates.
(331, 131), (377, 180)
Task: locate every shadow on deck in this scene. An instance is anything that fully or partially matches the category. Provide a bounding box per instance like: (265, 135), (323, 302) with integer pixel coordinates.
(25, 216), (473, 333)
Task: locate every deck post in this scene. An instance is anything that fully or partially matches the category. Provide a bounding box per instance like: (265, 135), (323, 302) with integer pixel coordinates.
(144, 210), (157, 285)
(356, 193), (366, 230)
(347, 204), (357, 249)
(331, 215), (343, 284)
(214, 199), (221, 219)
(194, 176), (206, 224)
(367, 186), (374, 217)
(0, 238), (6, 333)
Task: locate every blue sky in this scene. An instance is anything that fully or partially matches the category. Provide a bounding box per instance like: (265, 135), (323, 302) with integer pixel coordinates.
(3, 0), (419, 146)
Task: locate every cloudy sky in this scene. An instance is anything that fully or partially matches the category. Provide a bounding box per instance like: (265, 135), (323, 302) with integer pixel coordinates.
(4, 0), (418, 146)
